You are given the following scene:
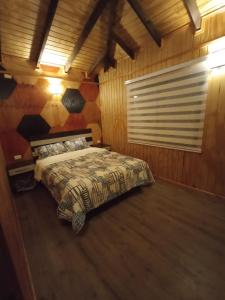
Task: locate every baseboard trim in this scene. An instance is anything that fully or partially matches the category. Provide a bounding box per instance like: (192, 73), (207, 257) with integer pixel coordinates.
(156, 176), (225, 200)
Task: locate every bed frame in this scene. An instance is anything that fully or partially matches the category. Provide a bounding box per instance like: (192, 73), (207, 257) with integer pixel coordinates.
(29, 128), (93, 157)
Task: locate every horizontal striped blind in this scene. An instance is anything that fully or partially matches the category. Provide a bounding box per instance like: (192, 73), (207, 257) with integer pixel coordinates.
(125, 57), (209, 152)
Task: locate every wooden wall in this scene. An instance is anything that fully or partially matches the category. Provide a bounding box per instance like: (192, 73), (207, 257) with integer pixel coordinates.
(99, 11), (225, 197)
(0, 73), (101, 162)
(0, 145), (36, 299)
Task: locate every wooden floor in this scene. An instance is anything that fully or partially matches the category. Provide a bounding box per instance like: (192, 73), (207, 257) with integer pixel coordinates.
(0, 226), (22, 299)
(15, 180), (225, 300)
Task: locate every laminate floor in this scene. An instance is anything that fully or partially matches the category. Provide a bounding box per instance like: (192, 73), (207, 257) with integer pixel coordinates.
(15, 180), (225, 300)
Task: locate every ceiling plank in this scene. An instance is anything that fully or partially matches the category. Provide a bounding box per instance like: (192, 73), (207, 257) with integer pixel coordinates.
(64, 0), (108, 73)
(126, 0), (161, 47)
(35, 0), (59, 67)
(112, 31), (135, 59)
(183, 0), (201, 31)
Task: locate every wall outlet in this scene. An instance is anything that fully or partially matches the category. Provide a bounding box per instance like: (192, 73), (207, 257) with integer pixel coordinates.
(4, 74), (12, 79)
(14, 155), (22, 160)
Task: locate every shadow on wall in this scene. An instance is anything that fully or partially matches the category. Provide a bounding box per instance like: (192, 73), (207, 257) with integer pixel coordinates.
(0, 76), (101, 162)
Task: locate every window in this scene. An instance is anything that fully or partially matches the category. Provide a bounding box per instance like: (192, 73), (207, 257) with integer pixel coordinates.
(126, 57), (209, 152)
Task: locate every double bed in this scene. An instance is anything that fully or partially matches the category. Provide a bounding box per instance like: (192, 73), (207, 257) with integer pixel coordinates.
(31, 129), (154, 233)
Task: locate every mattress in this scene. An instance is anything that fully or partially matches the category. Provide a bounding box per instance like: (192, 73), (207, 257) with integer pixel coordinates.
(35, 147), (154, 233)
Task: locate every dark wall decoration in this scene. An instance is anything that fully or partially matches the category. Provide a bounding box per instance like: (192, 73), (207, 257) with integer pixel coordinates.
(17, 115), (51, 140)
(0, 77), (17, 100)
(62, 89), (85, 113)
(0, 77), (101, 162)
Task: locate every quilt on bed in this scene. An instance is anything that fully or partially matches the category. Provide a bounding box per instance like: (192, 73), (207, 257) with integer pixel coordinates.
(39, 149), (154, 233)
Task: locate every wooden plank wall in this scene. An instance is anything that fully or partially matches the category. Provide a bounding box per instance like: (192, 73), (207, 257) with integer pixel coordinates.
(99, 11), (225, 197)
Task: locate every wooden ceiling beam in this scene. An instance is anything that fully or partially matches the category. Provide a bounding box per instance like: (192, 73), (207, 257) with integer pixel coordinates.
(126, 0), (161, 47)
(89, 0), (127, 76)
(0, 35), (6, 72)
(104, 0), (122, 72)
(35, 0), (59, 67)
(115, 23), (139, 51)
(104, 55), (116, 72)
(88, 55), (116, 77)
(104, 57), (117, 72)
(112, 31), (135, 59)
(64, 0), (108, 73)
(88, 54), (106, 77)
(183, 0), (201, 31)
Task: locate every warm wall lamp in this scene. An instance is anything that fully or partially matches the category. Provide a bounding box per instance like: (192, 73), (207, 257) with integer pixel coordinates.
(48, 78), (63, 95)
(207, 36), (225, 69)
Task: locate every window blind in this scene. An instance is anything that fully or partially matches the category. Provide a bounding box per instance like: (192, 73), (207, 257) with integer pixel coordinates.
(125, 57), (209, 152)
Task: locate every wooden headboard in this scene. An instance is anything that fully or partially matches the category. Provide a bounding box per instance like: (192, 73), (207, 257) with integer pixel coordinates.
(29, 128), (93, 156)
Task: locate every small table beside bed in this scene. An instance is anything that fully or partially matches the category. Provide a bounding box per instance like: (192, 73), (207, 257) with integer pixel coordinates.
(30, 129), (154, 233)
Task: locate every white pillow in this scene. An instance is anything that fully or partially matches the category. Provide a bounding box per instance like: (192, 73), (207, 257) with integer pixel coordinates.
(36, 142), (67, 159)
(64, 137), (89, 152)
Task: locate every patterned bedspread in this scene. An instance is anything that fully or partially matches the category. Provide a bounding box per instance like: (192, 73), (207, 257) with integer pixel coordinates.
(38, 149), (154, 233)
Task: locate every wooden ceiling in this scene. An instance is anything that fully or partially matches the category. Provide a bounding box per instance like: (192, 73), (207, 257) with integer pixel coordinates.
(0, 0), (225, 75)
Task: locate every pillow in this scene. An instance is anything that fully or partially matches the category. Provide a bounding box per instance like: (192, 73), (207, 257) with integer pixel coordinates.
(78, 137), (89, 148)
(64, 137), (89, 152)
(36, 142), (67, 159)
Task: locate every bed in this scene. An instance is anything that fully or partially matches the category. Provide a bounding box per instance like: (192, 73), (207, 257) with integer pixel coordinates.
(30, 129), (154, 233)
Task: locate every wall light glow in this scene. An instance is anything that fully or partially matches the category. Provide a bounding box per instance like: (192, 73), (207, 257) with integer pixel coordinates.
(207, 37), (225, 70)
(40, 52), (66, 67)
(211, 65), (225, 76)
(48, 78), (63, 95)
(206, 49), (225, 69)
(208, 36), (225, 53)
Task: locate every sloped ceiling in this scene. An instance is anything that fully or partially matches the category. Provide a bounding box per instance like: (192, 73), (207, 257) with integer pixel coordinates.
(0, 0), (225, 75)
